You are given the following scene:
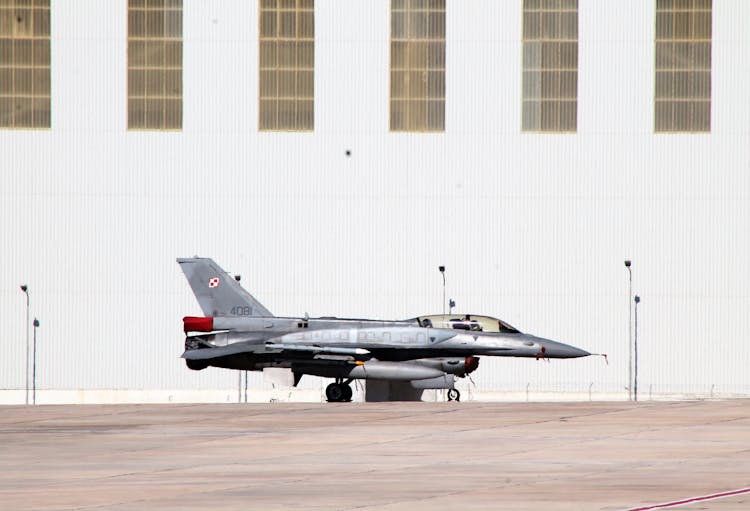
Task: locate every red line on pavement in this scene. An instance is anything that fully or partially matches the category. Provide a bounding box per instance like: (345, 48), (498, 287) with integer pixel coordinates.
(626, 487), (750, 510)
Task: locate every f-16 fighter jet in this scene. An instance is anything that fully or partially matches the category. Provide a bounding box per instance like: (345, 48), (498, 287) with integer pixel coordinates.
(178, 257), (590, 402)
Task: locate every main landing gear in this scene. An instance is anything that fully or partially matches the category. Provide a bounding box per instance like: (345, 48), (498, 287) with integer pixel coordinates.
(447, 389), (461, 402)
(325, 379), (353, 402)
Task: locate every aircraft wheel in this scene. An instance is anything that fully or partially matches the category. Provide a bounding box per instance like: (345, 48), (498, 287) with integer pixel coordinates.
(342, 384), (353, 402)
(447, 389), (460, 402)
(325, 383), (345, 402)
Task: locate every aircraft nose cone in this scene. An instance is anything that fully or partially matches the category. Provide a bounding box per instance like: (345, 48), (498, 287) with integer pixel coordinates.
(538, 338), (590, 358)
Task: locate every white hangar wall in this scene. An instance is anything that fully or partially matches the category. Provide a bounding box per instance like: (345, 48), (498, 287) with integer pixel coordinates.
(1, 1), (749, 403)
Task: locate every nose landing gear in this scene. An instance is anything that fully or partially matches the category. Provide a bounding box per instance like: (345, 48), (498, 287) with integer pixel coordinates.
(325, 379), (353, 402)
(447, 388), (460, 402)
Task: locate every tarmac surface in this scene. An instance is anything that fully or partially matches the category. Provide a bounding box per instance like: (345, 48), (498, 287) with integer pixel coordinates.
(0, 400), (749, 511)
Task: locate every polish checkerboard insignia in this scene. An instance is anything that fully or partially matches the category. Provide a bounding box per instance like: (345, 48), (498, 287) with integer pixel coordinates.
(208, 277), (220, 288)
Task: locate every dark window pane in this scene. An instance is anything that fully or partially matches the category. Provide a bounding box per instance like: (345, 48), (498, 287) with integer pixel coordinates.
(33, 8), (50, 36)
(541, 42), (559, 69)
(298, 41), (314, 68)
(559, 100), (576, 131)
(655, 42), (673, 69)
(391, 41), (406, 68)
(390, 70), (407, 99)
(427, 70), (444, 98)
(32, 39), (50, 66)
(280, 12), (295, 38)
(128, 69), (146, 96)
(129, 40), (145, 66)
(298, 11), (313, 38)
(522, 100), (540, 131)
(14, 39), (32, 65)
(145, 98), (164, 128)
(259, 99), (278, 130)
(146, 10), (164, 38)
(164, 9), (181, 37)
(164, 41), (181, 67)
(390, 99), (406, 131)
(260, 11), (277, 38)
(297, 70), (313, 98)
(655, 71), (673, 98)
(164, 98), (181, 128)
(297, 99), (313, 130)
(656, 11), (672, 39)
(427, 99), (443, 130)
(33, 96), (50, 128)
(408, 70), (426, 97)
(15, 68), (32, 94)
(146, 69), (164, 96)
(541, 100), (559, 131)
(15, 97), (33, 127)
(128, 97), (145, 128)
(259, 70), (278, 98)
(278, 99), (296, 129)
(407, 99), (425, 130)
(0, 68), (12, 94)
(0, 40), (12, 65)
(165, 69), (181, 96)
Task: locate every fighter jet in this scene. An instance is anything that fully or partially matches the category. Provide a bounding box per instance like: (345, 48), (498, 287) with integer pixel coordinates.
(178, 257), (590, 402)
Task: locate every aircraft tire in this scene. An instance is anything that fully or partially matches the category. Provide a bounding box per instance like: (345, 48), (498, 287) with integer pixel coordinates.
(447, 389), (460, 402)
(325, 383), (345, 402)
(342, 384), (353, 402)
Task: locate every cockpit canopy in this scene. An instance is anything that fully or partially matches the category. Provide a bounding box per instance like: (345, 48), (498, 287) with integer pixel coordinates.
(416, 314), (520, 334)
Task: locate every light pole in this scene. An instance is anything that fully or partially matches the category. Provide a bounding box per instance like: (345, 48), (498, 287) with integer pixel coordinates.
(20, 285), (29, 405)
(32, 318), (39, 405)
(624, 261), (632, 401)
(233, 274), (246, 403)
(634, 295), (640, 402)
(439, 266), (446, 315)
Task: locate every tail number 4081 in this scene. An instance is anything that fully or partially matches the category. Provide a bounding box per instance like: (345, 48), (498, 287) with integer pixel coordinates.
(230, 306), (253, 316)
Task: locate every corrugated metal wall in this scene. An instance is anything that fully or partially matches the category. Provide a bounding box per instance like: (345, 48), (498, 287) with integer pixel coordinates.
(2, 1), (749, 398)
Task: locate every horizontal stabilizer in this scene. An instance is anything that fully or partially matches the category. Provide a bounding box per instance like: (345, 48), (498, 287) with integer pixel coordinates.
(182, 341), (271, 360)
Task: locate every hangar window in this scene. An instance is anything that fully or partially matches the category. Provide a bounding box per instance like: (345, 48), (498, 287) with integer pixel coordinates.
(522, 0), (578, 132)
(259, 0), (314, 131)
(389, 0), (445, 132)
(654, 0), (711, 132)
(127, 0), (183, 130)
(0, 0), (51, 129)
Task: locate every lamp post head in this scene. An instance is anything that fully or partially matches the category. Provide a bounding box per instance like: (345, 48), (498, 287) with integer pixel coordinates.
(20, 284), (28, 293)
(33, 318), (40, 327)
(634, 295), (640, 304)
(624, 260), (631, 268)
(439, 265), (445, 273)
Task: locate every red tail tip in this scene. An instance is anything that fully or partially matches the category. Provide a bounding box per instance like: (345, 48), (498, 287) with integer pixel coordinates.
(183, 316), (214, 333)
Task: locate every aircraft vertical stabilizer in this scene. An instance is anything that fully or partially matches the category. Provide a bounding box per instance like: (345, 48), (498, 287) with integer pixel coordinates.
(177, 257), (273, 317)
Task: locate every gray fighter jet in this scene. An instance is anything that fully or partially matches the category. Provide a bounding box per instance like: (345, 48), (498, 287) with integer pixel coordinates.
(178, 257), (590, 402)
